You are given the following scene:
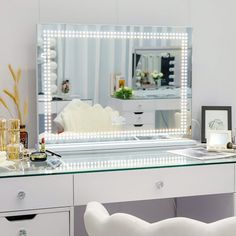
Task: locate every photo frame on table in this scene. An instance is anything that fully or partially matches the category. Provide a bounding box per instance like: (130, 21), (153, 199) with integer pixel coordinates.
(201, 106), (232, 143)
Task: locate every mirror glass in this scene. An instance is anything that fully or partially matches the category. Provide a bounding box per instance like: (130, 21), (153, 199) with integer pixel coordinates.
(37, 24), (192, 145)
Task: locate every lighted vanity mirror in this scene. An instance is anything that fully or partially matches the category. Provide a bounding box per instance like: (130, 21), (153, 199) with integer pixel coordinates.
(37, 24), (192, 148)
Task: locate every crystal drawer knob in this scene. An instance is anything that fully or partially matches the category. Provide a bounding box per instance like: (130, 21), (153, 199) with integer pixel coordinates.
(19, 229), (27, 236)
(156, 181), (164, 189)
(17, 191), (26, 200)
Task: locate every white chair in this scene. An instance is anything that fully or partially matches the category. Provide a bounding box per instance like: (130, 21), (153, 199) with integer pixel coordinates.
(54, 99), (123, 132)
(84, 202), (236, 236)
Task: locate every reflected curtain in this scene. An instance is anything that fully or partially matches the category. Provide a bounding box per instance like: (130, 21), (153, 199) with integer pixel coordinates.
(45, 25), (190, 106)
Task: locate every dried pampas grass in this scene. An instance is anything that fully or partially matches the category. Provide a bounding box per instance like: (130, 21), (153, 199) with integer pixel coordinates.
(0, 64), (28, 125)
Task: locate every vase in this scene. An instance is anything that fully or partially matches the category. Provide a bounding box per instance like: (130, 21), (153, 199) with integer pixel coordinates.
(20, 125), (28, 149)
(155, 79), (161, 88)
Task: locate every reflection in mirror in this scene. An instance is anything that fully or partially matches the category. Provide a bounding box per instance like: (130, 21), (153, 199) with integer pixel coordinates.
(37, 24), (192, 145)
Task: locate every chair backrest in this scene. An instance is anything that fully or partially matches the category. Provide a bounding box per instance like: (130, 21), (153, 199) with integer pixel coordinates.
(54, 99), (123, 132)
(84, 202), (236, 236)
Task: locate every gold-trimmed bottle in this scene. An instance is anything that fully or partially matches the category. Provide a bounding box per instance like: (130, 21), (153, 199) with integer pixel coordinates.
(7, 119), (20, 160)
(0, 118), (7, 151)
(7, 119), (20, 144)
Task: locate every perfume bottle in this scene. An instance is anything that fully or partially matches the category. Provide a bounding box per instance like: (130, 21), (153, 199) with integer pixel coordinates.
(7, 119), (20, 160)
(20, 125), (28, 148)
(8, 119), (20, 144)
(0, 118), (7, 151)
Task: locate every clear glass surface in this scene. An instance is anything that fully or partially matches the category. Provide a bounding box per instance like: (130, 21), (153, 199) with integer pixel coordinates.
(0, 149), (236, 178)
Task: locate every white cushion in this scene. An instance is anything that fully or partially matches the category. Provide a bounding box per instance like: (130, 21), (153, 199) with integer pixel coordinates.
(84, 202), (236, 236)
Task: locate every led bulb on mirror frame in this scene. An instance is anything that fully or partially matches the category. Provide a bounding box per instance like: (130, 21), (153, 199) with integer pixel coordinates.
(49, 50), (57, 59)
(51, 83), (57, 94)
(50, 73), (57, 83)
(41, 50), (57, 59)
(37, 37), (43, 47)
(49, 61), (57, 70)
(49, 38), (56, 48)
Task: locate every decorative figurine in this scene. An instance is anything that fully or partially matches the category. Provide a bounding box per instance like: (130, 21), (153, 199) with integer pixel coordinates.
(62, 80), (70, 93)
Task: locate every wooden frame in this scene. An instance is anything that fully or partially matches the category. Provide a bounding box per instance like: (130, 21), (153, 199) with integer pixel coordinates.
(201, 106), (232, 143)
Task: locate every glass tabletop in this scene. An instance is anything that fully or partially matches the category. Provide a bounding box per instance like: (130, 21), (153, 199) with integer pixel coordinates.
(0, 148), (236, 178)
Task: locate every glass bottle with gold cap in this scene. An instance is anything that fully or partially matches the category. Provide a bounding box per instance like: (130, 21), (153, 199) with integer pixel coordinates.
(7, 119), (20, 160)
(0, 118), (7, 151)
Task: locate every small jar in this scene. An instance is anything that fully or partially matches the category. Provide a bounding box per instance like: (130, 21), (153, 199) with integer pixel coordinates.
(6, 143), (21, 160)
(0, 118), (7, 151)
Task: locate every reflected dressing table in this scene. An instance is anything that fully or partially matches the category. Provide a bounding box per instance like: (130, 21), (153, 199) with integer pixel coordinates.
(0, 150), (236, 236)
(109, 86), (191, 130)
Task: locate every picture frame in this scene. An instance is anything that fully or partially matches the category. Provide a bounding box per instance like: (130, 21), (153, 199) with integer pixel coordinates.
(201, 106), (232, 143)
(206, 130), (232, 151)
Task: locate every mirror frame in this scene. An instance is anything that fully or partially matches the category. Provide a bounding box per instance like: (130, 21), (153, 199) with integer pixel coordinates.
(39, 24), (191, 144)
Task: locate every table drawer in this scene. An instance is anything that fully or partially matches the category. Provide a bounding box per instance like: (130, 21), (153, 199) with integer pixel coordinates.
(121, 100), (156, 112)
(122, 111), (155, 125)
(124, 124), (155, 130)
(0, 175), (73, 212)
(0, 211), (69, 236)
(109, 98), (158, 112)
(74, 164), (234, 205)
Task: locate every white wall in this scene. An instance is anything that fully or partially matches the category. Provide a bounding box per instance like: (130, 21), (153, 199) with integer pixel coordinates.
(190, 0), (236, 139)
(0, 0), (236, 235)
(1, 0), (236, 145)
(0, 0), (39, 146)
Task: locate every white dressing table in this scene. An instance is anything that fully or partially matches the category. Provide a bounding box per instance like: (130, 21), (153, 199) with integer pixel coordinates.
(0, 149), (235, 236)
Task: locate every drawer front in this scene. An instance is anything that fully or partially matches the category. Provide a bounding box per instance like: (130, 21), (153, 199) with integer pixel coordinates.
(0, 211), (69, 236)
(235, 164), (236, 192)
(118, 99), (185, 111)
(124, 124), (155, 130)
(109, 99), (157, 112)
(121, 100), (157, 112)
(0, 175), (73, 212)
(122, 111), (155, 125)
(74, 164), (234, 205)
